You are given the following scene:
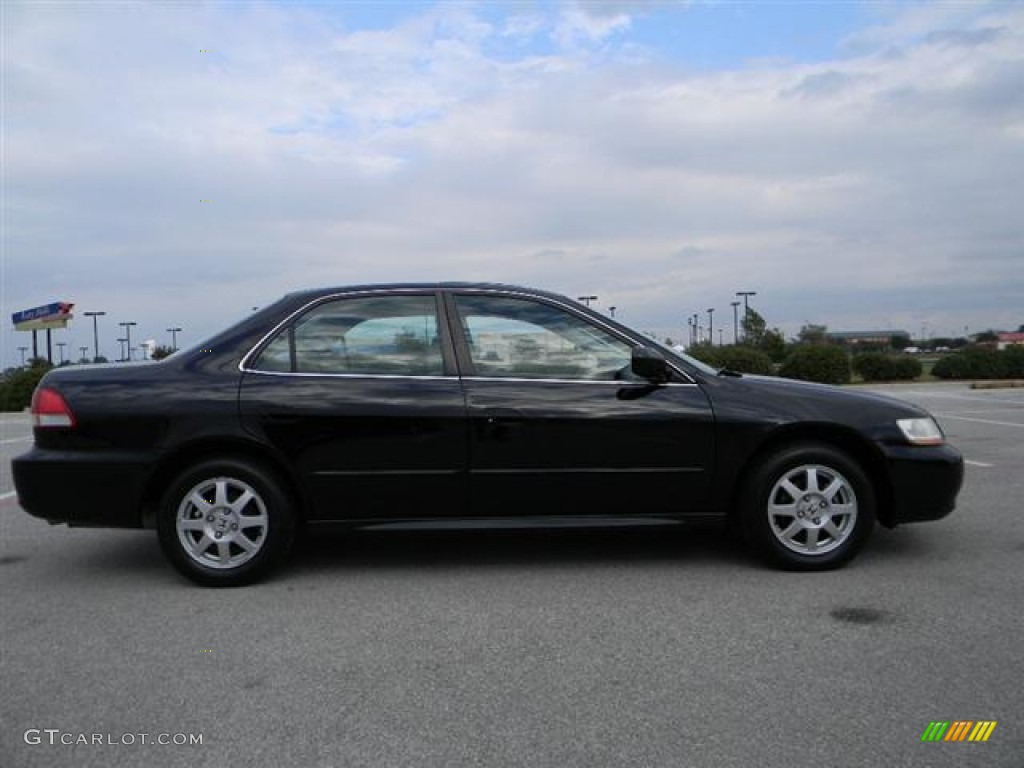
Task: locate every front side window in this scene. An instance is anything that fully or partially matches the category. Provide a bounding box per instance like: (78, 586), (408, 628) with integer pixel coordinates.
(454, 294), (632, 380)
(252, 294), (444, 376)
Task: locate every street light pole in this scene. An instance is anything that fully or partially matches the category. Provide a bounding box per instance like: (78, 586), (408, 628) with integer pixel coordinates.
(731, 301), (741, 344)
(18, 347), (28, 366)
(577, 295), (598, 307)
(707, 308), (715, 345)
(79, 346), (89, 363)
(84, 311), (106, 362)
(735, 291), (757, 340)
(167, 327), (182, 350)
(608, 307), (616, 319)
(56, 342), (67, 364)
(117, 338), (127, 362)
(119, 321), (137, 362)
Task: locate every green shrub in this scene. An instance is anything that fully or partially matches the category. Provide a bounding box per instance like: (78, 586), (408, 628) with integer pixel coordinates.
(852, 353), (922, 382)
(0, 362), (52, 411)
(1002, 346), (1024, 378)
(686, 343), (723, 368)
(893, 356), (923, 380)
(779, 346), (851, 385)
(687, 344), (775, 375)
(932, 347), (1003, 379)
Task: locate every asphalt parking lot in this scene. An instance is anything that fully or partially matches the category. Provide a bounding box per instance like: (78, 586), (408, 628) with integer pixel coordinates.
(1, 381), (1021, 768)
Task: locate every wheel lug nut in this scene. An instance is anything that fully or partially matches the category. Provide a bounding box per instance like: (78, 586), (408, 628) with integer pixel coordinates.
(231, 524), (238, 531)
(206, 515), (214, 522)
(813, 517), (820, 524)
(214, 532), (222, 539)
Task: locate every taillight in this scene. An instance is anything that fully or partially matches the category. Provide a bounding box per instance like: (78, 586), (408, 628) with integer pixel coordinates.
(31, 387), (77, 429)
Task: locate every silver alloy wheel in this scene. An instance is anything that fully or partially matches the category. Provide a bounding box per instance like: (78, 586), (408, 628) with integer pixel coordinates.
(175, 476), (269, 570)
(766, 464), (858, 556)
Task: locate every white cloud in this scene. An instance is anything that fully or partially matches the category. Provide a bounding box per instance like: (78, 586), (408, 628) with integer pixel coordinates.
(3, 1), (1023, 366)
(553, 4), (632, 49)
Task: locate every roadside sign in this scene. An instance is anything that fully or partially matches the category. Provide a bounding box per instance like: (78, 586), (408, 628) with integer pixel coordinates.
(12, 302), (75, 331)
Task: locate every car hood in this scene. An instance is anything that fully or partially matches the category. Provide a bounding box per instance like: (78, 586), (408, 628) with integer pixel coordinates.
(748, 374), (926, 410)
(700, 372), (931, 429)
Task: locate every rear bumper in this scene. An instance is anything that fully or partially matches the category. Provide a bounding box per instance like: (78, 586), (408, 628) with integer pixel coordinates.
(880, 443), (964, 525)
(12, 448), (152, 528)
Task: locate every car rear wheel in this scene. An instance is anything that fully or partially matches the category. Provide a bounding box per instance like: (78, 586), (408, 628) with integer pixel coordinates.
(739, 442), (875, 570)
(157, 458), (295, 586)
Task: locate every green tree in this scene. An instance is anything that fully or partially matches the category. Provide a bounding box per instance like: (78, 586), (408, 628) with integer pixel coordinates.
(779, 346), (850, 385)
(852, 353), (921, 382)
(890, 334), (910, 351)
(0, 359), (53, 412)
(757, 328), (788, 362)
(797, 324), (829, 346)
(689, 343), (774, 375)
(742, 308), (767, 345)
(150, 345), (175, 360)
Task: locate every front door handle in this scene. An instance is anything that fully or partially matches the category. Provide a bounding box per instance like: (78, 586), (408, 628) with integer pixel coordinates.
(484, 408), (527, 424)
(480, 408), (527, 439)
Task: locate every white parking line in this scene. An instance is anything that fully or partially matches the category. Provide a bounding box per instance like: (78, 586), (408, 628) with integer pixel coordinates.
(964, 460), (994, 468)
(0, 436), (32, 445)
(895, 390), (1024, 405)
(0, 491), (17, 502)
(936, 413), (1024, 429)
(940, 408), (1024, 415)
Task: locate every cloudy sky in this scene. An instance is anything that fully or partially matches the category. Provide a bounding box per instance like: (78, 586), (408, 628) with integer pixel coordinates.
(3, 0), (1022, 364)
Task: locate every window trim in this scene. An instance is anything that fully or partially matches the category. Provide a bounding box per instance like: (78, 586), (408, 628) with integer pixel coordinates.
(239, 289), (455, 378)
(445, 289), (696, 385)
(239, 286), (698, 385)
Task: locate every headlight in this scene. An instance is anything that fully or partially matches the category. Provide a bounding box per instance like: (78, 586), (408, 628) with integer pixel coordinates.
(897, 417), (945, 446)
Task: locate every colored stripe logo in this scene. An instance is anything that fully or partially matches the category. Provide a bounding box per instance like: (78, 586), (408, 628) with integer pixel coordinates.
(921, 721), (997, 742)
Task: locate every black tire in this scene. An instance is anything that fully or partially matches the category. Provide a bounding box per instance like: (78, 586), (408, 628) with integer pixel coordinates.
(739, 442), (875, 570)
(157, 458), (296, 587)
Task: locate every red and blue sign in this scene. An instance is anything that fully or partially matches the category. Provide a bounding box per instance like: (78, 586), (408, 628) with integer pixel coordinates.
(12, 302), (75, 331)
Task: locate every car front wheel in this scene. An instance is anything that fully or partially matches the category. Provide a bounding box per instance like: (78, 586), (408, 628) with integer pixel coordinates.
(739, 442), (876, 570)
(157, 458), (295, 587)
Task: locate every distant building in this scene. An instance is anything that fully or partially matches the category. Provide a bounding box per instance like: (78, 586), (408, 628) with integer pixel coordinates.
(997, 332), (1024, 350)
(826, 330), (911, 347)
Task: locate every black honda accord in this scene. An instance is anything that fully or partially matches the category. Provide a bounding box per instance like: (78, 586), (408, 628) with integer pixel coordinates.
(13, 283), (963, 586)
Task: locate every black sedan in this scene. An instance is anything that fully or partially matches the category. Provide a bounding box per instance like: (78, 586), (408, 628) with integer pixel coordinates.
(13, 283), (963, 586)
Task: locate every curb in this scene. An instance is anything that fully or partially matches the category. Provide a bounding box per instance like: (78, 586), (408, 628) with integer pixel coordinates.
(970, 380), (1024, 390)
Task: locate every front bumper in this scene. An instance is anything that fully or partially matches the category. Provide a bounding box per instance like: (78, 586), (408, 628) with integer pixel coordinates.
(879, 442), (964, 525)
(12, 448), (153, 528)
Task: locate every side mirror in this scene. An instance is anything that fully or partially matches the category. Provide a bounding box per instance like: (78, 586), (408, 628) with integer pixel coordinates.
(630, 346), (670, 383)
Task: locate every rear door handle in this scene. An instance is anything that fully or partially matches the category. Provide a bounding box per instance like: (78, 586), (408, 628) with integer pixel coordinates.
(264, 414), (301, 425)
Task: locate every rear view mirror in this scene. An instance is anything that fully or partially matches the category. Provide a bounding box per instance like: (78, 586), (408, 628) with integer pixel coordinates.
(630, 346), (670, 383)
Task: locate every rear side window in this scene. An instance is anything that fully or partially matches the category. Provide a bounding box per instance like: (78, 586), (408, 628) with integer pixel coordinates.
(251, 294), (444, 376)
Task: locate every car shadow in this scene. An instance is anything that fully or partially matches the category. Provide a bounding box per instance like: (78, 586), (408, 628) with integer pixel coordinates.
(288, 523), (747, 575)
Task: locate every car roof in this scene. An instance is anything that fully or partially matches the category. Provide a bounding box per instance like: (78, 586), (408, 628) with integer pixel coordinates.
(283, 282), (575, 304)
